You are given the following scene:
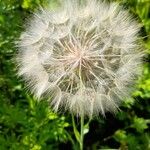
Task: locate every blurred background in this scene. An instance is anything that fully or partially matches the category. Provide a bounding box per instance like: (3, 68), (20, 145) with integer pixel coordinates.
(0, 0), (150, 149)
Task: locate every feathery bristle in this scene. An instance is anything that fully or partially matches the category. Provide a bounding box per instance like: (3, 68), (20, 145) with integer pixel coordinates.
(16, 0), (143, 117)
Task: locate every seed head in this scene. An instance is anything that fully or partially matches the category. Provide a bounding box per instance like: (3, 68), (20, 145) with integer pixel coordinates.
(17, 0), (143, 117)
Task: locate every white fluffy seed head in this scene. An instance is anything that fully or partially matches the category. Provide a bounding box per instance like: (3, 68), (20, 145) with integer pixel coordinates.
(16, 0), (143, 117)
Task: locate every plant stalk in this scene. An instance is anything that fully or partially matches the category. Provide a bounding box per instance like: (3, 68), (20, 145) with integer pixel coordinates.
(72, 113), (85, 150)
(80, 114), (84, 150)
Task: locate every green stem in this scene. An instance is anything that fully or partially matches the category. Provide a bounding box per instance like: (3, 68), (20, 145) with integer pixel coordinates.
(65, 131), (77, 150)
(80, 114), (84, 150)
(72, 114), (81, 146)
(72, 113), (85, 150)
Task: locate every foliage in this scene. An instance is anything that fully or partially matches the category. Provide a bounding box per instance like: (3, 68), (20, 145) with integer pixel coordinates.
(0, 0), (150, 149)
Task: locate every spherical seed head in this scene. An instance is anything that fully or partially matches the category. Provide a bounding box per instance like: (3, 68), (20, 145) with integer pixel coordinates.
(17, 0), (143, 117)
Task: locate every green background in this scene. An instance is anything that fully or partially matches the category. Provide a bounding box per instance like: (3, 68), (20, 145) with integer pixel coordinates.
(0, 0), (150, 149)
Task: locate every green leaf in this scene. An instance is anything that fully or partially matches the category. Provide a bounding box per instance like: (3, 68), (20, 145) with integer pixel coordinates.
(113, 130), (127, 143)
(83, 123), (89, 135)
(71, 115), (81, 144)
(132, 117), (148, 133)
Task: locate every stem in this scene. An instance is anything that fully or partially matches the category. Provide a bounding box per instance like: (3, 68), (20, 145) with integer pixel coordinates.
(71, 113), (85, 150)
(71, 114), (80, 145)
(72, 114), (78, 136)
(65, 131), (77, 150)
(80, 114), (84, 150)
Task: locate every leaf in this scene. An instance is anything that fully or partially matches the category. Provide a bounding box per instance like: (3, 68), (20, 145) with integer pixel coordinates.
(71, 115), (81, 144)
(132, 117), (148, 133)
(83, 122), (90, 135)
(122, 98), (135, 109)
(113, 130), (127, 143)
